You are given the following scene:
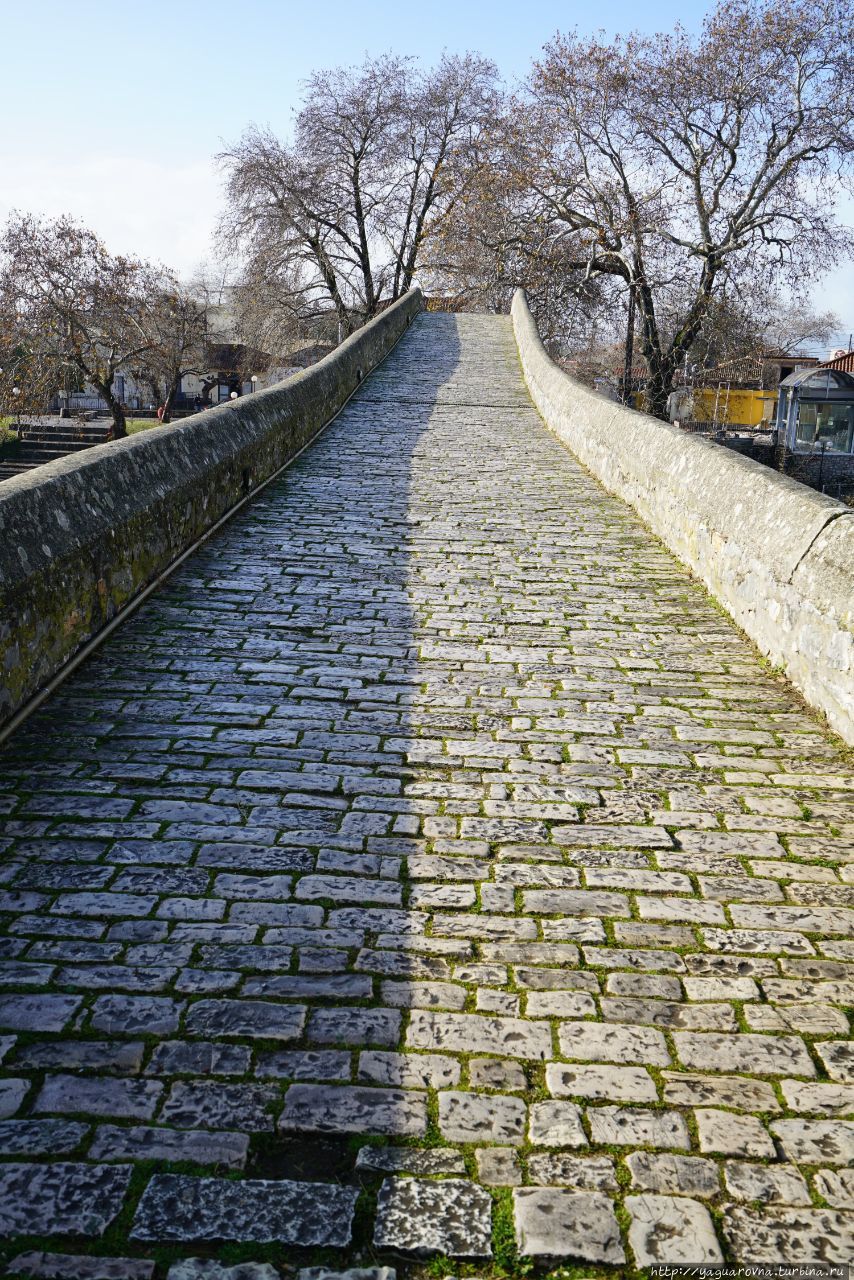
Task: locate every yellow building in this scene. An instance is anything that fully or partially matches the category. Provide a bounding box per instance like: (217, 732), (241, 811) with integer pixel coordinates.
(691, 387), (778, 429)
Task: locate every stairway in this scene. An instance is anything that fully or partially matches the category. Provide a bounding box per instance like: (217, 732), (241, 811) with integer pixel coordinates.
(0, 417), (113, 481)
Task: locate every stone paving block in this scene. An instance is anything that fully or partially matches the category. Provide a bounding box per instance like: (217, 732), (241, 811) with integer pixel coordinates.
(197, 944), (294, 971)
(525, 1153), (618, 1190)
(0, 1078), (28, 1117)
(166, 1262), (280, 1280)
(130, 1174), (358, 1245)
(724, 1160), (811, 1204)
(34, 1074), (162, 1120)
(476, 989), (519, 1015)
(0, 994), (81, 1031)
(246, 974), (372, 1000)
(380, 979), (467, 1009)
(374, 1177), (492, 1258)
(661, 1071), (780, 1111)
(601, 996), (736, 1031)
(15, 1039), (145, 1072)
(8, 1253), (154, 1278)
(355, 1146), (465, 1174)
(723, 1205), (854, 1265)
(89, 1124), (249, 1167)
(527, 1101), (593, 1158)
(407, 1009), (552, 1059)
(256, 1049), (351, 1081)
(175, 967), (238, 992)
(558, 1021), (670, 1065)
(51, 892), (156, 917)
(149, 1041), (251, 1076)
(160, 1082), (278, 1131)
(480, 942), (579, 965)
(327, 908), (425, 934)
(673, 1031), (815, 1076)
(469, 1058), (527, 1091)
(770, 1118), (854, 1165)
(357, 1049), (460, 1088)
(546, 1062), (657, 1103)
(0, 1162), (132, 1236)
(90, 994), (181, 1036)
(524, 990), (596, 1017)
(588, 1105), (690, 1150)
(185, 999), (307, 1040)
(522, 888), (629, 917)
(354, 949), (448, 979)
(513, 1188), (625, 1263)
(308, 1007), (400, 1046)
(783, 1080), (854, 1121)
(431, 912), (537, 940)
(298, 1270), (395, 1280)
(605, 972), (682, 998)
(295, 874), (402, 905)
(695, 1107), (776, 1157)
(0, 1119), (89, 1155)
(814, 1169), (854, 1208)
(280, 1084), (428, 1135)
(476, 1147), (522, 1185)
(439, 1090), (527, 1144)
(515, 966), (599, 991)
(584, 945), (687, 972)
(627, 1193), (723, 1265)
(625, 1151), (720, 1197)
(816, 1039), (854, 1082)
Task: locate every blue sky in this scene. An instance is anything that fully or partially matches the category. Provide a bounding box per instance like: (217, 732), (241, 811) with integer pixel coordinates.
(3, 0), (852, 342)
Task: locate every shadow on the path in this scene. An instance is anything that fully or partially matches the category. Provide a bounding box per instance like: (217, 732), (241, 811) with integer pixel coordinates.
(0, 313), (471, 1253)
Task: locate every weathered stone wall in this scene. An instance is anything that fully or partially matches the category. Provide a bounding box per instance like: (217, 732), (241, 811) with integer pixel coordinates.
(0, 288), (424, 729)
(512, 289), (854, 745)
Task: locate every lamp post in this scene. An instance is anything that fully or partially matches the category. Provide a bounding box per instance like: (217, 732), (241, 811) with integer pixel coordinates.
(12, 387), (22, 438)
(250, 375), (258, 393)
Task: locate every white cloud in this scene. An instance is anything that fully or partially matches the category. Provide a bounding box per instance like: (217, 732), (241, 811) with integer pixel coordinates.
(0, 153), (223, 279)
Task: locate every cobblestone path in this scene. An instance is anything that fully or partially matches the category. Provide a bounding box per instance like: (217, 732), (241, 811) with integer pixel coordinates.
(1, 313), (853, 1278)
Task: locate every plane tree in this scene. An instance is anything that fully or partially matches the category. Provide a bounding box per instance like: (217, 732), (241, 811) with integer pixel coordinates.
(438, 0), (853, 417)
(219, 52), (500, 337)
(0, 214), (161, 438)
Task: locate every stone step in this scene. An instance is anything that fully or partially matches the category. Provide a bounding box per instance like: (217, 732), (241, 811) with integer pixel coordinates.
(0, 461), (42, 479)
(19, 434), (109, 447)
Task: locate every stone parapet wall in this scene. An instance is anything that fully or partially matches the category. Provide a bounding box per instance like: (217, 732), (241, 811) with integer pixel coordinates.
(512, 289), (854, 744)
(0, 288), (424, 729)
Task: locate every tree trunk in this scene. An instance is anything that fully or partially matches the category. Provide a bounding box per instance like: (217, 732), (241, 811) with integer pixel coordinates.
(632, 274), (681, 422)
(161, 371), (181, 423)
(643, 364), (674, 422)
(107, 398), (127, 439)
(94, 379), (127, 439)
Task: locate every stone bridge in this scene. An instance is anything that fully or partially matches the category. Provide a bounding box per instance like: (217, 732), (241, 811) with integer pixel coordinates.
(0, 297), (852, 1277)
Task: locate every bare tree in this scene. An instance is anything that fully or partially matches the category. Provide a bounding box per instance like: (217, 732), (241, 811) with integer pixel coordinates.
(686, 287), (841, 372)
(219, 53), (499, 337)
(505, 0), (853, 417)
(0, 305), (60, 429)
(425, 116), (605, 350)
(131, 278), (208, 421)
(0, 214), (161, 438)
